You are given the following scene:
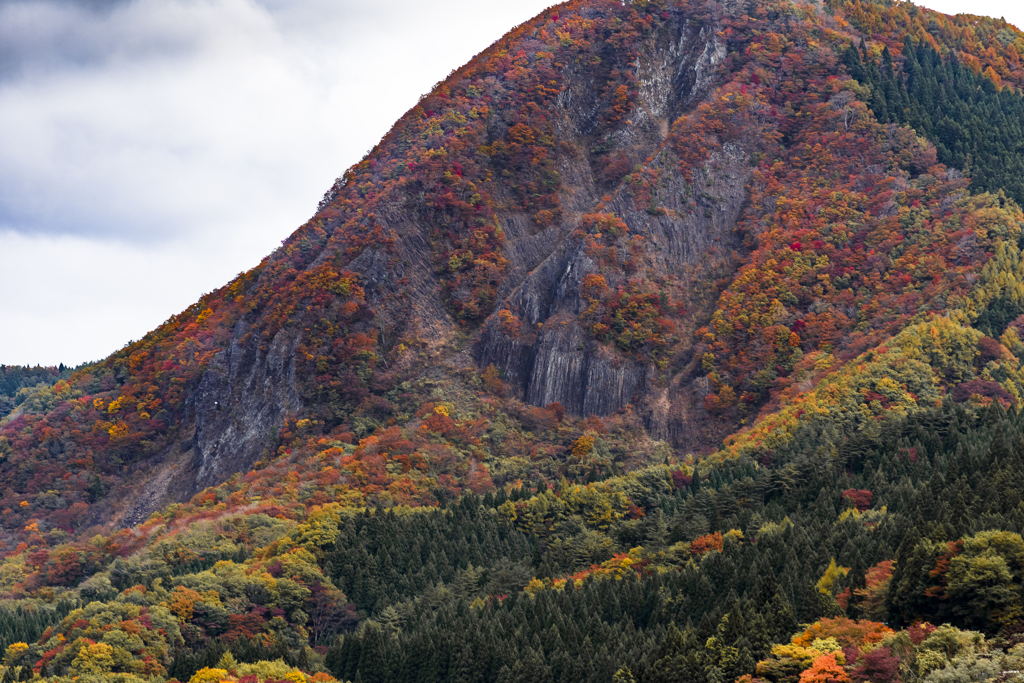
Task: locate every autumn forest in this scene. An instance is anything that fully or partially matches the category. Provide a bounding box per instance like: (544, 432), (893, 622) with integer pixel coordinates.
(4, 0), (1024, 681)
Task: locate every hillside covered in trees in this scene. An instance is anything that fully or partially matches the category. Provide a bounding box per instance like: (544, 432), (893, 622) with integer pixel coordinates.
(0, 366), (72, 423)
(3, 0), (1024, 680)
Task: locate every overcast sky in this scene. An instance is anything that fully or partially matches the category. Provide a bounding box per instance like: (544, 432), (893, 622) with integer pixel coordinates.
(1, 0), (1022, 367)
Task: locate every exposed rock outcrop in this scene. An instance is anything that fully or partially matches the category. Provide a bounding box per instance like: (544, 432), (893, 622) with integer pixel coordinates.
(190, 321), (303, 489)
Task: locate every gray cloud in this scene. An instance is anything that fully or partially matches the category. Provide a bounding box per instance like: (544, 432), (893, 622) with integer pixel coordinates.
(0, 0), (194, 81)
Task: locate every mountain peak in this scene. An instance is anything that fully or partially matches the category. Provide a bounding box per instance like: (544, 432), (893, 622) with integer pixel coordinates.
(3, 1), (1024, 679)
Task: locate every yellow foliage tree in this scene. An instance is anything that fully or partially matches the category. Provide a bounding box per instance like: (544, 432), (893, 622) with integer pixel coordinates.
(71, 641), (115, 676)
(571, 434), (595, 459)
(3, 642), (28, 667)
(816, 558), (849, 596)
(188, 667), (230, 683)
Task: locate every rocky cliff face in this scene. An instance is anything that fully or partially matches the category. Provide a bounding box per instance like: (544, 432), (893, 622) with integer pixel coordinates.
(117, 321), (305, 524)
(473, 143), (749, 446)
(190, 321), (303, 489)
(188, 8), (745, 470)
(470, 18), (747, 448)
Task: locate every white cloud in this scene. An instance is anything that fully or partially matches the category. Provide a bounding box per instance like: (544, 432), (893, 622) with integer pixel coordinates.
(0, 229), (258, 366)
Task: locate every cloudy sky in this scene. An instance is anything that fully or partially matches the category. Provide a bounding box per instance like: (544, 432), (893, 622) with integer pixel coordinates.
(0, 0), (1022, 367)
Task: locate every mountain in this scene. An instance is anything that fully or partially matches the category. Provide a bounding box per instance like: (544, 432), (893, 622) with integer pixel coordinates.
(3, 0), (1024, 681)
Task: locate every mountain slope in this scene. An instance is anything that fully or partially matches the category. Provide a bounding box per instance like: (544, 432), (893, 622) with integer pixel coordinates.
(2, 0), (748, 539)
(4, 0), (1024, 680)
(2, 0), (1024, 547)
